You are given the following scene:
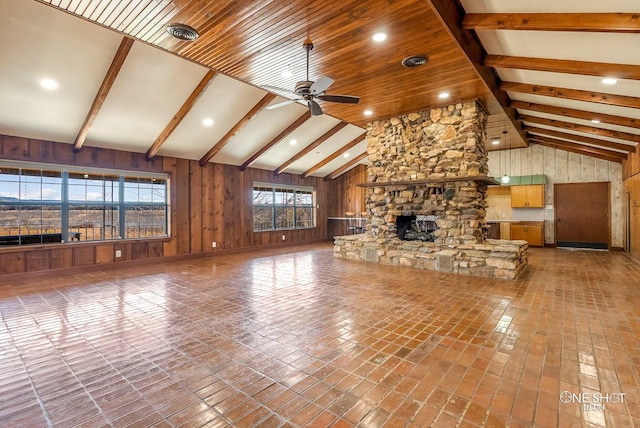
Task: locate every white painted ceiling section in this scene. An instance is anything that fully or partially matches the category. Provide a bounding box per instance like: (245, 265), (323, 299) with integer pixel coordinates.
(0, 0), (368, 177)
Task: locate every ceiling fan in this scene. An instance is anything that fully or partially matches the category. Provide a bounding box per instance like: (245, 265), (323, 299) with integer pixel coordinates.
(264, 39), (360, 116)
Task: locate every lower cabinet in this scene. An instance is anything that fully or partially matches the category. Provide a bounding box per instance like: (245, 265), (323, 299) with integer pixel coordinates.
(510, 221), (544, 247)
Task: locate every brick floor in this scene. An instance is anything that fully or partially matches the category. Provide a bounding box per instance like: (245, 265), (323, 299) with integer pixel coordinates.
(0, 244), (639, 427)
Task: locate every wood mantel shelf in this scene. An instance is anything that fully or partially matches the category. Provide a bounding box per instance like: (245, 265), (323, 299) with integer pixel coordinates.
(356, 175), (500, 187)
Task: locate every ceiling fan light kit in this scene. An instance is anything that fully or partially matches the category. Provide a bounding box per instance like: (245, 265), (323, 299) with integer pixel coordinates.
(264, 39), (360, 116)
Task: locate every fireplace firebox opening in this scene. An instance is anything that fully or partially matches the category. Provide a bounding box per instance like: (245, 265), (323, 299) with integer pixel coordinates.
(396, 215), (437, 241)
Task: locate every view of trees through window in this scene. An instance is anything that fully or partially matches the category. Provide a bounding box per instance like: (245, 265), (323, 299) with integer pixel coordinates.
(253, 183), (314, 231)
(0, 163), (168, 246)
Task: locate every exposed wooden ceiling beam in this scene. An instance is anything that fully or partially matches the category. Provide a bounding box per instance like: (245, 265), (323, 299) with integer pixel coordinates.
(302, 134), (366, 178)
(501, 81), (640, 110)
(510, 100), (640, 130)
(426, 0), (528, 145)
(240, 111), (311, 171)
(324, 152), (368, 180)
(74, 37), (134, 152)
(518, 114), (640, 144)
(463, 13), (640, 33)
(485, 55), (640, 81)
(275, 122), (348, 175)
(529, 136), (625, 163)
(524, 125), (635, 153)
(146, 70), (218, 160)
(199, 93), (276, 167)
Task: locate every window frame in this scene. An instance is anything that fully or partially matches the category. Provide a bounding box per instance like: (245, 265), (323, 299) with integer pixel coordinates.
(0, 160), (170, 246)
(252, 182), (315, 232)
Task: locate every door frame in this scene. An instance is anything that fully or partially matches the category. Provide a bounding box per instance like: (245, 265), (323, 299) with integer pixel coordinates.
(554, 182), (610, 249)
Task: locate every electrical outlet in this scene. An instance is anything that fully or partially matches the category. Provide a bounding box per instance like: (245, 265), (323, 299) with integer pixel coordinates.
(212, 241), (217, 248)
(282, 235), (286, 241)
(115, 250), (122, 258)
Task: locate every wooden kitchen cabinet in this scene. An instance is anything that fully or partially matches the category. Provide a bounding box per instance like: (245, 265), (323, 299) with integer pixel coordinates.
(511, 185), (545, 208)
(510, 221), (544, 246)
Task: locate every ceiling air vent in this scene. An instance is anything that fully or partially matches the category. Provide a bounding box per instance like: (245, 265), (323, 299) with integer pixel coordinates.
(166, 23), (199, 41)
(401, 55), (427, 68)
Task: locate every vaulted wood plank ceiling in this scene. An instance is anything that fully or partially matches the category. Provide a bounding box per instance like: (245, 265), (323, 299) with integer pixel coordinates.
(1, 0), (638, 178)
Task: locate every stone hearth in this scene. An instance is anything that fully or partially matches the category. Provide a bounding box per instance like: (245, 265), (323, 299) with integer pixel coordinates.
(333, 101), (528, 279)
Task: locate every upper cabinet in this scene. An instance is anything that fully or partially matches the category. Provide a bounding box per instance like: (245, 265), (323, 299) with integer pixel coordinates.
(511, 184), (545, 208)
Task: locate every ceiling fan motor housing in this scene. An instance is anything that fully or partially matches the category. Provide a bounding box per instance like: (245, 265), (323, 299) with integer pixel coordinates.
(294, 80), (314, 96)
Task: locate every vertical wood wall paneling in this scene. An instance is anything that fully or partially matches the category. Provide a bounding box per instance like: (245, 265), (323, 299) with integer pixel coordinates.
(189, 160), (203, 254)
(176, 159), (191, 254)
(488, 146), (624, 247)
(201, 163), (215, 253)
(26, 249), (51, 272)
(95, 243), (115, 264)
(223, 164), (238, 249)
(212, 163), (225, 251)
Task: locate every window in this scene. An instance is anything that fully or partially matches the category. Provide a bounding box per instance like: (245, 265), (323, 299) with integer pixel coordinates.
(0, 162), (168, 246)
(252, 183), (315, 231)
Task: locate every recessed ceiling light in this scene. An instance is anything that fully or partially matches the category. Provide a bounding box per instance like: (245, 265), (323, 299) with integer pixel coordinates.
(372, 32), (387, 42)
(343, 153), (350, 158)
(492, 139), (500, 145)
(438, 91), (450, 99)
(289, 139), (297, 146)
(602, 77), (618, 85)
(202, 118), (214, 127)
(591, 119), (601, 124)
(40, 78), (58, 90)
(282, 70), (293, 78)
(364, 109), (373, 116)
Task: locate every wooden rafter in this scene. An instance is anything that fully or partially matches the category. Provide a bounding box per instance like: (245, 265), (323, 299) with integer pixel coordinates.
(324, 152), (368, 180)
(524, 125), (635, 153)
(426, 0), (528, 145)
(463, 13), (640, 33)
(501, 82), (640, 110)
(302, 134), (366, 178)
(275, 122), (348, 175)
(510, 100), (640, 130)
(199, 93), (276, 167)
(74, 37), (134, 152)
(240, 111), (311, 171)
(146, 70), (218, 160)
(529, 136), (625, 163)
(485, 55), (640, 81)
(518, 115), (640, 144)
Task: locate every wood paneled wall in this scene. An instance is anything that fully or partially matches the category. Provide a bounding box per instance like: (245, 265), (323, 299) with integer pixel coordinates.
(326, 165), (367, 237)
(488, 145), (624, 248)
(0, 135), (331, 276)
(623, 144), (640, 261)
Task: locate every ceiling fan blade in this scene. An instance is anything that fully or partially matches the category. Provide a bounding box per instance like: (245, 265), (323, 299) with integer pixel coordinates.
(308, 100), (323, 116)
(261, 84), (298, 97)
(310, 76), (334, 94)
(316, 94), (360, 104)
(265, 99), (301, 110)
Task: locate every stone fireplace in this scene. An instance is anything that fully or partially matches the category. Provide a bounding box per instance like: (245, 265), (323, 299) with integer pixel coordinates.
(333, 101), (528, 279)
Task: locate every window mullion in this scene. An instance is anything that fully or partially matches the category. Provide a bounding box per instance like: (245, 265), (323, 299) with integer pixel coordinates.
(61, 171), (69, 242)
(119, 176), (125, 239)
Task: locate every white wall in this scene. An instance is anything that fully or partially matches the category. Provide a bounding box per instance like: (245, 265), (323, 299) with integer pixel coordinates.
(488, 145), (623, 248)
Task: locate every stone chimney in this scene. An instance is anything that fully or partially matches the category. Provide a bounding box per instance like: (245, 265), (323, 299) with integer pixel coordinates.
(365, 101), (489, 244)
